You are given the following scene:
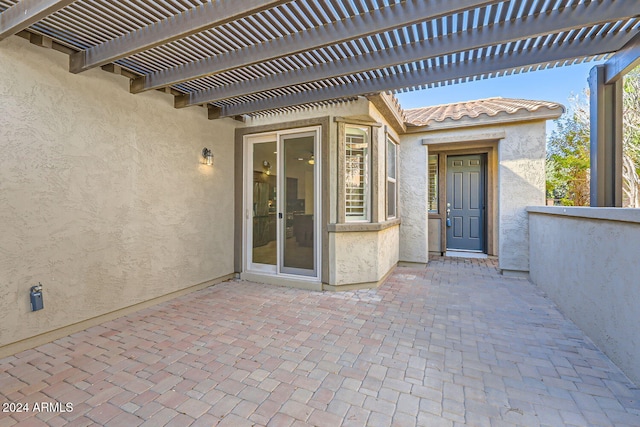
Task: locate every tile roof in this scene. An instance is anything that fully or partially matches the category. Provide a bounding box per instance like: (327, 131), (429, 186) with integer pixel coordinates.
(404, 97), (564, 127)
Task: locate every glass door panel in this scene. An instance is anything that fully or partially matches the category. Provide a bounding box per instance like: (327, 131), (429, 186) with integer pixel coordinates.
(281, 134), (316, 276)
(251, 141), (277, 268)
(245, 126), (320, 279)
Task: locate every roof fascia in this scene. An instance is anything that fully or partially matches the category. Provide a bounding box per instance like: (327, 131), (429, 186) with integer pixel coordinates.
(366, 93), (407, 134)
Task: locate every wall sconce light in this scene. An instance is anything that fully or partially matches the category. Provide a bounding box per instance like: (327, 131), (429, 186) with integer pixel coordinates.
(262, 160), (271, 175)
(202, 147), (213, 166)
(308, 154), (315, 165)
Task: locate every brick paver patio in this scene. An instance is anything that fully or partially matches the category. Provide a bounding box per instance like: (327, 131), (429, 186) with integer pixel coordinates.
(1, 256), (639, 426)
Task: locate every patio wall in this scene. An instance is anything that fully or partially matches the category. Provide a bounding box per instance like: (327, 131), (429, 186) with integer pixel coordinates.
(0, 36), (237, 353)
(328, 225), (398, 288)
(528, 206), (640, 386)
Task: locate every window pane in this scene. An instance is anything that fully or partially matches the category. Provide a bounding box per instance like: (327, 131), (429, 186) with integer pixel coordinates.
(387, 139), (396, 179)
(252, 141), (277, 266)
(428, 154), (438, 213)
(345, 127), (369, 221)
(387, 138), (398, 219)
(387, 181), (396, 218)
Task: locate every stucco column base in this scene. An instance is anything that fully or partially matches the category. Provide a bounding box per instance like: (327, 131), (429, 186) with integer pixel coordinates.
(398, 261), (428, 267)
(322, 265), (396, 291)
(500, 269), (530, 278)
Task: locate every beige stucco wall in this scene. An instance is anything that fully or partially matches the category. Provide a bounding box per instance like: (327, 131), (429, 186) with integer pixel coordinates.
(403, 121), (547, 272)
(428, 218), (442, 253)
(0, 36), (236, 349)
(397, 135), (429, 264)
(329, 225), (399, 287)
(498, 122), (547, 272)
(528, 207), (640, 386)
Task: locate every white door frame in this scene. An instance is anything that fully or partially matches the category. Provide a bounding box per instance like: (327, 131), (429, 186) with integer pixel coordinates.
(242, 126), (322, 281)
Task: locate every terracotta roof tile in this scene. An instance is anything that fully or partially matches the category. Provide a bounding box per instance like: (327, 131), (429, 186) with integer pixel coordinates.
(403, 97), (563, 126)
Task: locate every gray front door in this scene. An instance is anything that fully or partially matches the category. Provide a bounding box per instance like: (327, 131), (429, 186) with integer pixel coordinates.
(446, 154), (485, 252)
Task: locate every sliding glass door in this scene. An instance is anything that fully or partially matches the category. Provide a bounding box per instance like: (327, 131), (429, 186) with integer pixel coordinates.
(245, 127), (320, 279)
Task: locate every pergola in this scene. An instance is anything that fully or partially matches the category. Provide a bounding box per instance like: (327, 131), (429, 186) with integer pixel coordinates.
(1, 0), (639, 204)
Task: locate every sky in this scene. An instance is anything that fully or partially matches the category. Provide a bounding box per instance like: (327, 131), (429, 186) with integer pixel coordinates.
(395, 61), (602, 135)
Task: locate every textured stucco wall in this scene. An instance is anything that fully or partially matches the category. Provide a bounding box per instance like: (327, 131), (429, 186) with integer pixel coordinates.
(498, 122), (546, 271)
(397, 135), (429, 263)
(528, 207), (640, 386)
(0, 36), (236, 348)
(330, 226), (399, 286)
(407, 121), (547, 271)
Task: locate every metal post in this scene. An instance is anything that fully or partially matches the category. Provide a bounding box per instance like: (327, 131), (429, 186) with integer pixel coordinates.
(589, 65), (623, 207)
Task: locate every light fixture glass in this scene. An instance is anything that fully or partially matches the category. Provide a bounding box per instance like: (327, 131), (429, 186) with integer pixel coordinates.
(308, 155), (315, 165)
(202, 148), (213, 166)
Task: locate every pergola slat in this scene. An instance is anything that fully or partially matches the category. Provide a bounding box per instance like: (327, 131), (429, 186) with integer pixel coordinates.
(68, 0), (291, 74)
(218, 30), (635, 118)
(175, 0), (634, 108)
(130, 0), (499, 93)
(0, 0), (75, 40)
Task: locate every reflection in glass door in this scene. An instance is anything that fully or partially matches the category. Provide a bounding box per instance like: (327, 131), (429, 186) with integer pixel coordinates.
(245, 127), (320, 279)
(251, 140), (277, 269)
(281, 133), (316, 276)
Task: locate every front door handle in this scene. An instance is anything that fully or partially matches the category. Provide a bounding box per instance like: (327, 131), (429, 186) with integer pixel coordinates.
(446, 202), (451, 227)
(278, 212), (283, 219)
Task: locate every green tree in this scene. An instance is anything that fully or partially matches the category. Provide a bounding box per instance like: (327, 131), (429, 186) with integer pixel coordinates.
(547, 66), (640, 207)
(546, 93), (591, 206)
(622, 68), (640, 207)
(623, 68), (640, 169)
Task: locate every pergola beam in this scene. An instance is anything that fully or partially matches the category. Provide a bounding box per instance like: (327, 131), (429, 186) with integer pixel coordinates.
(604, 31), (640, 84)
(218, 31), (634, 118)
(0, 0), (75, 40)
(69, 0), (290, 74)
(176, 0), (633, 108)
(131, 0), (498, 94)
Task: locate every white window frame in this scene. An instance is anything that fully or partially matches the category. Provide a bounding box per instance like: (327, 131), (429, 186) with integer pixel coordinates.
(344, 125), (371, 222)
(386, 136), (398, 219)
(428, 154), (439, 213)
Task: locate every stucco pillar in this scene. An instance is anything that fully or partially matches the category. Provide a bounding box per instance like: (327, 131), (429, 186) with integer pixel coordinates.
(398, 139), (428, 263)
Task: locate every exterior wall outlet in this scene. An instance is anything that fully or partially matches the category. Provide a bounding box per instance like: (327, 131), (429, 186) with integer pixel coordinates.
(30, 284), (44, 312)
